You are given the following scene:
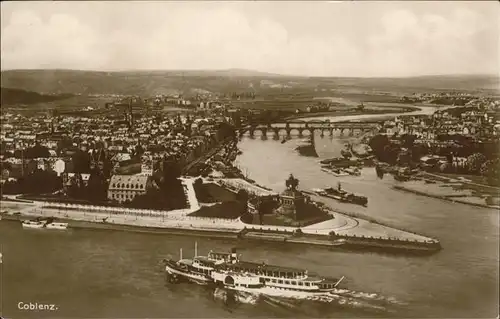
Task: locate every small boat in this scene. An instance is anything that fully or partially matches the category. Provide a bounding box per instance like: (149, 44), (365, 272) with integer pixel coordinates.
(344, 167), (361, 176)
(320, 157), (347, 165)
(22, 220), (46, 229)
(46, 222), (68, 230)
(321, 168), (349, 177)
(312, 188), (328, 196)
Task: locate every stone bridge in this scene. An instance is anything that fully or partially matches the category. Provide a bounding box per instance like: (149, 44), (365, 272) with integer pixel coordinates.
(238, 120), (381, 138)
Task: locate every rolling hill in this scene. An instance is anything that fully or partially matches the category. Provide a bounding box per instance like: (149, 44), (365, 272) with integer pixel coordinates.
(0, 87), (74, 106)
(1, 69), (498, 97)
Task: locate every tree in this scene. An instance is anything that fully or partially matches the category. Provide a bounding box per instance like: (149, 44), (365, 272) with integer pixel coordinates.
(481, 159), (500, 186)
(369, 134), (391, 162)
(133, 144), (145, 159)
(467, 153), (487, 174)
(86, 169), (107, 202)
(400, 134), (417, 149)
(375, 165), (385, 179)
(24, 144), (50, 159)
(216, 122), (236, 141)
(329, 231), (337, 240)
(72, 150), (91, 173)
(236, 189), (249, 203)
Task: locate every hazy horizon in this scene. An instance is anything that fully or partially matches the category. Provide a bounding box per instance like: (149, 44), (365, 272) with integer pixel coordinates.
(1, 68), (499, 80)
(1, 1), (499, 77)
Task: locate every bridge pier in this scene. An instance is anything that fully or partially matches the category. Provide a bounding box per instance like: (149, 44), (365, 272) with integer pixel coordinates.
(273, 128), (280, 139)
(261, 128), (267, 137)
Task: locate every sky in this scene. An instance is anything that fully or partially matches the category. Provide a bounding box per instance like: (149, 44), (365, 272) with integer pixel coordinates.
(1, 1), (499, 77)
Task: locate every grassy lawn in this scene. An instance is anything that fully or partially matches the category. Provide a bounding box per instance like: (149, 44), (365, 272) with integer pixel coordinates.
(258, 212), (332, 228)
(189, 201), (243, 219)
(194, 182), (237, 203)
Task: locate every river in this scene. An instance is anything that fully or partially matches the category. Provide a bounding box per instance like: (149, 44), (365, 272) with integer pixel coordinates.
(1, 107), (498, 318)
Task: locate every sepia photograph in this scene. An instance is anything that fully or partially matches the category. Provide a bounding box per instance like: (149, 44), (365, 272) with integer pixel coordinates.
(0, 1), (499, 318)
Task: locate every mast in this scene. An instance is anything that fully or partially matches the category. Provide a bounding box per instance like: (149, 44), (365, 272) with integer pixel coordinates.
(180, 248), (183, 260)
(21, 142), (25, 177)
(195, 241), (198, 257)
(334, 276), (345, 288)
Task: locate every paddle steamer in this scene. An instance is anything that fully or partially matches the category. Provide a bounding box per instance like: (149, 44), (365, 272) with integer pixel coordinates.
(164, 245), (345, 298)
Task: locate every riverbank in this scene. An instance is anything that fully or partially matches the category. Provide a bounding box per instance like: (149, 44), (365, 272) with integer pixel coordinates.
(0, 197), (441, 254)
(393, 184), (499, 210)
(286, 108), (415, 120)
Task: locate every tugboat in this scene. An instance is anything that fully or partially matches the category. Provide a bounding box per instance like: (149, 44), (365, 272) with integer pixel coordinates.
(312, 183), (368, 207)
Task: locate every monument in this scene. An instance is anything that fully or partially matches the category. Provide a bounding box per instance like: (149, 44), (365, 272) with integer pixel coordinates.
(280, 174), (307, 220)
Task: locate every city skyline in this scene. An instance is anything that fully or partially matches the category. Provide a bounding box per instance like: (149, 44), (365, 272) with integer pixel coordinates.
(1, 1), (499, 77)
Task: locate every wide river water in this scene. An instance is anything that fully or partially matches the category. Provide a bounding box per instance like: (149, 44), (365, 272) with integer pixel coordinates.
(1, 108), (499, 318)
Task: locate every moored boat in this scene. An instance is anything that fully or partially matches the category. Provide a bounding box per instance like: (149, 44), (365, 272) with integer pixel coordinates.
(21, 220), (46, 229)
(320, 157), (347, 165)
(321, 168), (349, 177)
(344, 167), (361, 176)
(46, 222), (68, 230)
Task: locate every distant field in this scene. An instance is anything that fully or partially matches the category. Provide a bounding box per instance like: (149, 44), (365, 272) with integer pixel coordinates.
(1, 70), (497, 115)
(2, 70), (498, 97)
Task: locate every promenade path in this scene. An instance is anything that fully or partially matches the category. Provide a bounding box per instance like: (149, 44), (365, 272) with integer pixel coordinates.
(180, 177), (200, 211)
(1, 197), (436, 243)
